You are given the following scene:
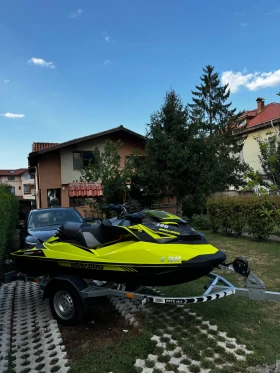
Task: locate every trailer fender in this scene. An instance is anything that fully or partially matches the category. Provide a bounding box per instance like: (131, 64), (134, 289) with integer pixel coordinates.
(42, 275), (89, 309)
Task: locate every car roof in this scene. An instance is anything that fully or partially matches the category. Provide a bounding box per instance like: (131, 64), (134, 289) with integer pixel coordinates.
(30, 207), (76, 213)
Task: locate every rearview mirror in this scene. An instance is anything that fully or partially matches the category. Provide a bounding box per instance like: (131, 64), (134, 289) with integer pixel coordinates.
(84, 216), (93, 222)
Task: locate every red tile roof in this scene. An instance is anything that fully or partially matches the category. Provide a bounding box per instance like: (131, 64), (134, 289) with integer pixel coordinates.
(240, 108), (257, 119)
(32, 142), (59, 152)
(68, 182), (103, 197)
(29, 126), (145, 157)
(248, 103), (280, 128)
(0, 168), (27, 176)
(242, 102), (280, 130)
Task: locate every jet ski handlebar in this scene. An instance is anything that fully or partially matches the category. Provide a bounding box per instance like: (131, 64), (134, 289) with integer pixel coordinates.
(103, 203), (127, 215)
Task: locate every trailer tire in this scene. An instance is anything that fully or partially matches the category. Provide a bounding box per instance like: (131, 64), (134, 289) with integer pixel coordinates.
(49, 282), (84, 325)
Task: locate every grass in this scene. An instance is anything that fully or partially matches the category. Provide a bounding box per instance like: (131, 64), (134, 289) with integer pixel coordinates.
(158, 228), (280, 365)
(70, 229), (280, 372)
(69, 330), (154, 373)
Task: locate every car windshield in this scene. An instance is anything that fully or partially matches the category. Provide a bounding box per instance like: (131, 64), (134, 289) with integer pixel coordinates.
(28, 209), (84, 228)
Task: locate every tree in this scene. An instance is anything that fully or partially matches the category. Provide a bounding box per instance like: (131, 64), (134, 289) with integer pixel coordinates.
(79, 140), (132, 208)
(0, 184), (19, 272)
(184, 65), (249, 215)
(254, 131), (280, 191)
(130, 89), (192, 215)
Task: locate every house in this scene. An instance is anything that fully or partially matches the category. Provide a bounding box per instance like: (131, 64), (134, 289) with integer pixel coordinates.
(0, 168), (36, 214)
(239, 97), (280, 173)
(28, 126), (146, 213)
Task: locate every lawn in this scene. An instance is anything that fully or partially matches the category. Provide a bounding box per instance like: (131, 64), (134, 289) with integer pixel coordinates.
(69, 230), (280, 373)
(159, 229), (280, 365)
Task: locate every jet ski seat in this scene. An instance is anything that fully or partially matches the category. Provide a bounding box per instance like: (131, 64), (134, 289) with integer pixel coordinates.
(59, 221), (117, 248)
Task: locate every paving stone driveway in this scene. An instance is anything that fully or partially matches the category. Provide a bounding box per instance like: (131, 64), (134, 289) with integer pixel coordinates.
(0, 280), (69, 373)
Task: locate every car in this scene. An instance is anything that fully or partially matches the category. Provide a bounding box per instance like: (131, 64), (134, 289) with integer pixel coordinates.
(18, 207), (96, 249)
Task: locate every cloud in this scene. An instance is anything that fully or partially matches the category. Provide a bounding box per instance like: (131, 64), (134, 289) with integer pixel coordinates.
(1, 112), (25, 119)
(27, 57), (55, 69)
(104, 60), (112, 65)
(267, 9), (280, 15)
(105, 35), (110, 42)
(221, 69), (280, 93)
(246, 70), (280, 91)
(4, 80), (10, 84)
(240, 22), (248, 26)
(221, 71), (254, 93)
(69, 8), (83, 18)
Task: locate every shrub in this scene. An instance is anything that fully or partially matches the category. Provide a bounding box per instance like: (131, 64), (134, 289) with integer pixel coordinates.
(0, 185), (19, 271)
(247, 198), (275, 240)
(191, 214), (210, 230)
(206, 195), (280, 240)
(50, 198), (60, 207)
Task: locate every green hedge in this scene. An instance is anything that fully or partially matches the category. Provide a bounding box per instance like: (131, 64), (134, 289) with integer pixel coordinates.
(206, 195), (280, 240)
(0, 185), (19, 267)
(191, 214), (211, 230)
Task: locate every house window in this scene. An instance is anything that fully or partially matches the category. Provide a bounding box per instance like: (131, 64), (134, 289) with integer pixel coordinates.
(73, 151), (95, 170)
(8, 176), (15, 180)
(10, 187), (15, 194)
(19, 186), (21, 190)
(24, 184), (30, 194)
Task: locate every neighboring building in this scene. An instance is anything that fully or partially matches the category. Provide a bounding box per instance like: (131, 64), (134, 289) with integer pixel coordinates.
(0, 168), (36, 214)
(239, 97), (280, 173)
(28, 126), (146, 214)
(211, 97), (280, 198)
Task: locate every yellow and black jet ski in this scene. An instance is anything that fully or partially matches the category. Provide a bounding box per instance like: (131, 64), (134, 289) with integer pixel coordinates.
(12, 204), (226, 286)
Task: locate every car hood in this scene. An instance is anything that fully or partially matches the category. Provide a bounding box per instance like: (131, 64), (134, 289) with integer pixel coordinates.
(27, 226), (61, 241)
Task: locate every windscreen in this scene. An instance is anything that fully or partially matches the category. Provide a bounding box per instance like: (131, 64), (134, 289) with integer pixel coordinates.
(144, 210), (185, 222)
(28, 209), (84, 228)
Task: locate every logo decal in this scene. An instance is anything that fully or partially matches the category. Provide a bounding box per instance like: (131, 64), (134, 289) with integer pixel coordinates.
(71, 262), (103, 270)
(168, 256), (181, 263)
(156, 223), (169, 229)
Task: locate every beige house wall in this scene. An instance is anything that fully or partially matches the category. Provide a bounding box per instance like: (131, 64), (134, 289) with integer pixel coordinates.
(21, 171), (35, 201)
(0, 176), (22, 196)
(60, 133), (145, 184)
(242, 124), (280, 173)
(60, 138), (105, 185)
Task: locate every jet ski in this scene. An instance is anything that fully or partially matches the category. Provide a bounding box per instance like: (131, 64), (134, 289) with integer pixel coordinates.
(11, 204), (226, 286)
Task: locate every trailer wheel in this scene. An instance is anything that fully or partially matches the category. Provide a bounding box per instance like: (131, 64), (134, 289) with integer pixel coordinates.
(49, 282), (84, 325)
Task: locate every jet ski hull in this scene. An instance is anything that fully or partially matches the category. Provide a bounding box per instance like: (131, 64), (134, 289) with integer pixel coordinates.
(12, 250), (226, 286)
(12, 211), (226, 287)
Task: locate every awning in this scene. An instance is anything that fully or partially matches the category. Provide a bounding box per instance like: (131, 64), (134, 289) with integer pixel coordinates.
(68, 182), (103, 197)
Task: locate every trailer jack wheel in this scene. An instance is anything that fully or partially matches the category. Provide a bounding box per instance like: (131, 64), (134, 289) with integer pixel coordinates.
(49, 282), (84, 325)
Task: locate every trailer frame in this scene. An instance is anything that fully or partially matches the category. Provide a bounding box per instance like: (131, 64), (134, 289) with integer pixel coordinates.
(3, 261), (280, 325)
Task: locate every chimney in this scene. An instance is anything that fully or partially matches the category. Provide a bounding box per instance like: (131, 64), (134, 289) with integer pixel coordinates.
(256, 97), (265, 113)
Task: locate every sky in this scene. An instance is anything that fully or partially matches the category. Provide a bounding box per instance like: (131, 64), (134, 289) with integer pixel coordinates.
(1, 0), (280, 169)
